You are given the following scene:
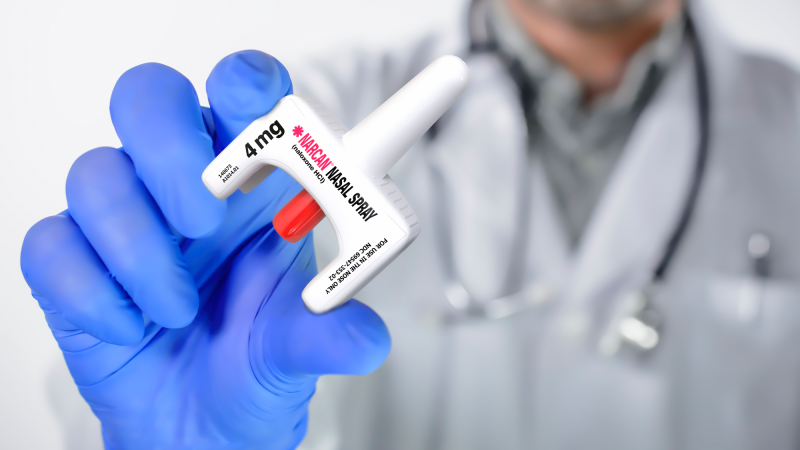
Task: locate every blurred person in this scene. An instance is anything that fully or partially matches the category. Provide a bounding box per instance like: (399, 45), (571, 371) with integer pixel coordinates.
(19, 0), (800, 449)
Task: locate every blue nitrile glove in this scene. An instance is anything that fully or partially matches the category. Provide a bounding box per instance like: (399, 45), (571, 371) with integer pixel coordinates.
(20, 51), (391, 450)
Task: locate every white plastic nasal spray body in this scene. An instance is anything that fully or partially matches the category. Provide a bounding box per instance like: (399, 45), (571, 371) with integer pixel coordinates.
(202, 55), (469, 313)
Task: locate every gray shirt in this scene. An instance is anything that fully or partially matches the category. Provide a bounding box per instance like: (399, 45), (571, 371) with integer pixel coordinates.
(487, 0), (685, 245)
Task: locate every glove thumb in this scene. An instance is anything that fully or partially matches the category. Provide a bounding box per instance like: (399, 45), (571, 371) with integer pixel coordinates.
(253, 237), (391, 380)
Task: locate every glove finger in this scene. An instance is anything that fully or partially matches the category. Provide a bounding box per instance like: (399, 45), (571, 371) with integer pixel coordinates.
(110, 62), (226, 239)
(20, 213), (144, 345)
(66, 147), (199, 329)
(206, 50), (293, 150)
(253, 238), (391, 379)
(268, 297), (391, 378)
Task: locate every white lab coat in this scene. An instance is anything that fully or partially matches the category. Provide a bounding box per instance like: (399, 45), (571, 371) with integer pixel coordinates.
(297, 2), (800, 449)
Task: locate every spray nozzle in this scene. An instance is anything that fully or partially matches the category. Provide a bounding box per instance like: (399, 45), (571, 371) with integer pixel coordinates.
(274, 55), (468, 242)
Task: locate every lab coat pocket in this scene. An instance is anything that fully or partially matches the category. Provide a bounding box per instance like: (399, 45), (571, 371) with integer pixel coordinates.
(706, 275), (795, 328)
(678, 274), (800, 450)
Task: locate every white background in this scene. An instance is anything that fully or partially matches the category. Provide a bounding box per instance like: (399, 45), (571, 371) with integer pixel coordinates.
(0, 0), (797, 448)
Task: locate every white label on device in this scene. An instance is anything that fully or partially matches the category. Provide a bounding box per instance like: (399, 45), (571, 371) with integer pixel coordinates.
(203, 97), (410, 312)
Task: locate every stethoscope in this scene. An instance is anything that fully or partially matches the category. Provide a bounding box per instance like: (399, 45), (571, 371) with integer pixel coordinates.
(429, 0), (713, 353)
(424, 5), (712, 446)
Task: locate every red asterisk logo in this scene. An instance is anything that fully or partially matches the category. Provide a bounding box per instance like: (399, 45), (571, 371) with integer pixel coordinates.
(292, 126), (304, 137)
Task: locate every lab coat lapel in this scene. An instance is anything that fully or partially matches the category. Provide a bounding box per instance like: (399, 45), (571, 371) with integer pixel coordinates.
(427, 52), (530, 301)
(561, 42), (701, 334)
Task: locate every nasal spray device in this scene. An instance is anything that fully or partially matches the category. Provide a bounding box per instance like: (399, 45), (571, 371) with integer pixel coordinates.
(202, 56), (469, 313)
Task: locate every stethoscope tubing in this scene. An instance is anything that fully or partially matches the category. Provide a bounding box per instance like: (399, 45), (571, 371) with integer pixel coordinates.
(431, 1), (711, 319)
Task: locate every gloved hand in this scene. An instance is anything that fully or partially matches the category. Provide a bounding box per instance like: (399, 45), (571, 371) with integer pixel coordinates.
(20, 51), (391, 450)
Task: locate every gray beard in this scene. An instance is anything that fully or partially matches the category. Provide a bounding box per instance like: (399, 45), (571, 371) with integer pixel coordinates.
(528, 0), (666, 27)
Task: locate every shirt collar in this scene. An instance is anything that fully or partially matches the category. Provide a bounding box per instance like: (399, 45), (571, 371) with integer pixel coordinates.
(486, 0), (686, 152)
